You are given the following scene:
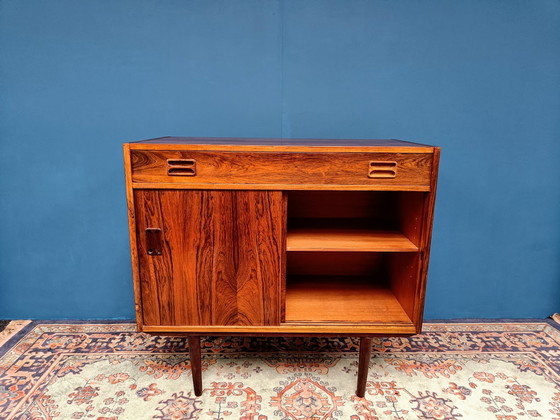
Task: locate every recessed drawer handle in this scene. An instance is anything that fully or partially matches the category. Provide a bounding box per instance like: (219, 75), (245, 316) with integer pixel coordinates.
(368, 161), (397, 179)
(167, 159), (196, 176)
(168, 167), (196, 176)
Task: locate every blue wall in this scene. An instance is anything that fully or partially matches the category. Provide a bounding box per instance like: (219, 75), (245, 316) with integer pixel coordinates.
(1, 0), (559, 319)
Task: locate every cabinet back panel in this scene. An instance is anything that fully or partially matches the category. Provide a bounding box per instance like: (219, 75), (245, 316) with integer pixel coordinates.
(287, 251), (384, 277)
(287, 191), (397, 221)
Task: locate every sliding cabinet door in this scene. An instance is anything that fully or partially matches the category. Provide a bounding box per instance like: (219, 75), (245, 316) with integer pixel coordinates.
(134, 190), (283, 327)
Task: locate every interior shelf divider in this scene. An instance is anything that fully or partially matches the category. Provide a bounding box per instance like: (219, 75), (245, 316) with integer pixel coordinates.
(287, 227), (419, 252)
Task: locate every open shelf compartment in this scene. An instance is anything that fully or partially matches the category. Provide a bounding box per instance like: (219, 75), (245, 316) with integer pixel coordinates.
(283, 191), (427, 326)
(286, 191), (425, 252)
(286, 276), (413, 324)
(287, 219), (418, 252)
(284, 252), (420, 326)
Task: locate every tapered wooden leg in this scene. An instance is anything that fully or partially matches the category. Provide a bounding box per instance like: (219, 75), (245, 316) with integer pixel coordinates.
(356, 337), (372, 397)
(188, 336), (203, 396)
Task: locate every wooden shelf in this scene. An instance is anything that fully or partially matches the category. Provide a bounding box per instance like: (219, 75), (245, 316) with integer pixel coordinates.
(285, 276), (413, 325)
(287, 226), (418, 252)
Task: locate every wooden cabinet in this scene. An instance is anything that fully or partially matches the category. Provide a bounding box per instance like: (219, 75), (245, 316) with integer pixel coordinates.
(123, 137), (440, 396)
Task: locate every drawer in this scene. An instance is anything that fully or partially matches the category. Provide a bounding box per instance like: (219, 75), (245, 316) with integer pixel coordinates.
(130, 150), (433, 189)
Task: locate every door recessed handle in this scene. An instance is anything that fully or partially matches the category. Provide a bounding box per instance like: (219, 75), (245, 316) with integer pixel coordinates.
(146, 228), (162, 256)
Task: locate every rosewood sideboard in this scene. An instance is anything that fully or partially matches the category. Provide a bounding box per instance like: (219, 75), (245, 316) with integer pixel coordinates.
(123, 137), (440, 397)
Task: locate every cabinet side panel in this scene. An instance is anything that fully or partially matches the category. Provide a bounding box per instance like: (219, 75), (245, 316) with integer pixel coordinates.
(123, 144), (143, 330)
(399, 192), (425, 248)
(390, 253), (421, 322)
(414, 148), (441, 329)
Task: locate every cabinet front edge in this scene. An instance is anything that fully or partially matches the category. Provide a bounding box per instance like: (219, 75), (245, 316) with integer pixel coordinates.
(141, 324), (418, 335)
(130, 182), (431, 192)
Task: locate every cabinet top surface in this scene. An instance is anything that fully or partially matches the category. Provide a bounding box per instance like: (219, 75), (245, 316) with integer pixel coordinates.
(126, 137), (437, 153)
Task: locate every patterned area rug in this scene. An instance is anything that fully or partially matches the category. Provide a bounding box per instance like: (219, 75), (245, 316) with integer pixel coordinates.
(0, 321), (559, 419)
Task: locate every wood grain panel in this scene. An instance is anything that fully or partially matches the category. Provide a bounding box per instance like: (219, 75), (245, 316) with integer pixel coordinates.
(190, 191), (213, 325)
(134, 190), (173, 325)
(134, 190), (283, 327)
(237, 191), (284, 325)
(209, 191), (238, 325)
(131, 151), (432, 188)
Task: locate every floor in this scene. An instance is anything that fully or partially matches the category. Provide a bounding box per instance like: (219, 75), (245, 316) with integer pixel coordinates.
(1, 320), (559, 419)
